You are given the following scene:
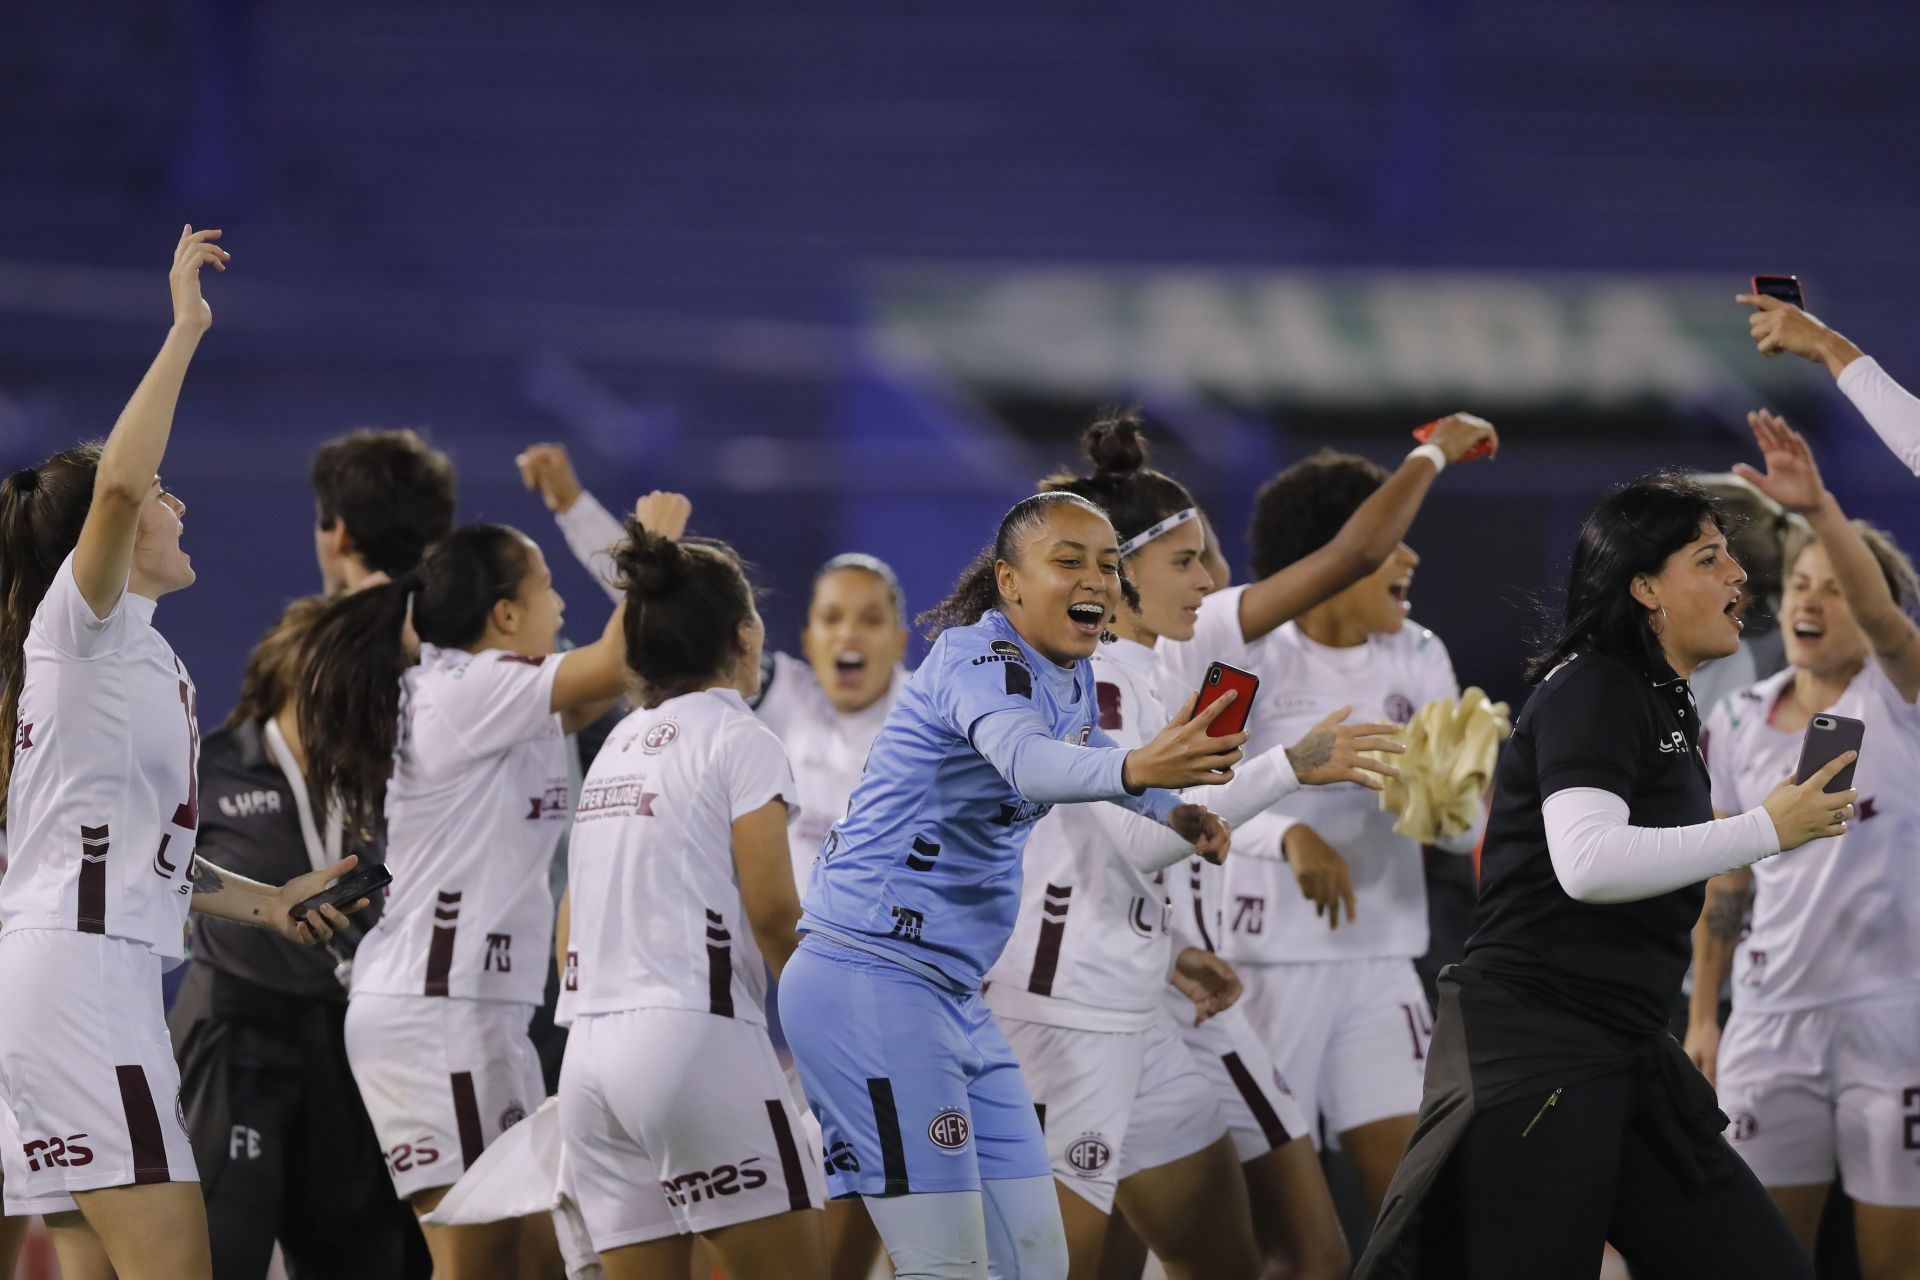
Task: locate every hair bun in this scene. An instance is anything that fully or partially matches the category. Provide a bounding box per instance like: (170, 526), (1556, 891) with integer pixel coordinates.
(1082, 413), (1147, 477)
(614, 519), (686, 596)
(6, 468), (38, 494)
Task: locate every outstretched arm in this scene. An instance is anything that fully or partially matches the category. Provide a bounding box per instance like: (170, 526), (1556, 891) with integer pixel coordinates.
(1739, 293), (1920, 478)
(518, 443), (628, 602)
(73, 226), (228, 617)
(190, 852), (363, 945)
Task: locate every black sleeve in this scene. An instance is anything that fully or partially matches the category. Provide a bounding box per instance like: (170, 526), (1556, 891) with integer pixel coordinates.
(1530, 660), (1648, 801)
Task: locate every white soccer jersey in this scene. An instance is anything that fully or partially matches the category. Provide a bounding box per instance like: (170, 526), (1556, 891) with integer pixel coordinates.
(1157, 587), (1462, 964)
(0, 555), (200, 958)
(350, 643), (569, 1005)
(986, 638), (1303, 1032)
(1702, 663), (1920, 1014)
(566, 688), (794, 1025)
(751, 651), (897, 895)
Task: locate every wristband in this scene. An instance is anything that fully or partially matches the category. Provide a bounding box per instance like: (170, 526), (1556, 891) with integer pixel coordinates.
(1409, 443), (1448, 474)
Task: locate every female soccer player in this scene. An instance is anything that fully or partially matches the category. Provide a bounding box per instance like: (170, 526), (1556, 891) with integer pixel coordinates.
(0, 228), (362, 1280)
(299, 502), (664, 1277)
(1355, 472), (1856, 1279)
(1687, 412), (1920, 1279)
(560, 518), (828, 1280)
(1154, 424), (1498, 1217)
(986, 416), (1412, 1280)
(778, 491), (1242, 1279)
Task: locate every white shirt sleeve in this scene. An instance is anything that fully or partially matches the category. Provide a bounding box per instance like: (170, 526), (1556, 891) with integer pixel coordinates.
(1081, 748), (1303, 875)
(725, 723), (795, 820)
(33, 553), (133, 660)
(1213, 805), (1300, 862)
(422, 652), (565, 761)
(1836, 356), (1920, 478)
(553, 490), (628, 604)
(1541, 787), (1780, 904)
(1701, 697), (1744, 814)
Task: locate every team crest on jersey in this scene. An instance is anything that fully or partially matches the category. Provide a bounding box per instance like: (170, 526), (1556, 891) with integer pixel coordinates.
(1728, 1111), (1758, 1141)
(928, 1110), (971, 1152)
(1384, 692), (1416, 724)
(500, 1102), (527, 1131)
(1066, 1134), (1112, 1175)
(642, 721), (680, 753)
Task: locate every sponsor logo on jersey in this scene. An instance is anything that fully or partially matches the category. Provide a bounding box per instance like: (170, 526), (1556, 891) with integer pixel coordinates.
(660, 1156), (769, 1205)
(642, 721), (680, 753)
(1066, 1134), (1112, 1175)
(526, 781), (569, 820)
(889, 905), (926, 942)
(13, 721), (34, 753)
(385, 1137), (441, 1174)
(577, 777), (658, 818)
(992, 799), (1053, 827)
(928, 1110), (971, 1152)
(1384, 692), (1416, 725)
(230, 1126), (263, 1160)
(990, 640), (1028, 663)
(827, 1140), (862, 1173)
(20, 1134), (93, 1171)
(1654, 729), (1688, 755)
(217, 789), (282, 818)
(1728, 1111), (1758, 1142)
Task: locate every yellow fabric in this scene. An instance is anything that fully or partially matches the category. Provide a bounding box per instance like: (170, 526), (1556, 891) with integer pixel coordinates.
(1368, 688), (1511, 843)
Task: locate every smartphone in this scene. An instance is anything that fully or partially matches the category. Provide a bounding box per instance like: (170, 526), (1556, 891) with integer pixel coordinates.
(1794, 713), (1864, 793)
(1751, 274), (1805, 310)
(290, 863), (393, 924)
(1191, 661), (1259, 739)
(1411, 418), (1495, 462)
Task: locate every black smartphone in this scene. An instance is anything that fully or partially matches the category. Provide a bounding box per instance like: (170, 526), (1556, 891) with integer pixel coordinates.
(1751, 273), (1805, 310)
(1793, 713), (1864, 793)
(290, 863), (393, 923)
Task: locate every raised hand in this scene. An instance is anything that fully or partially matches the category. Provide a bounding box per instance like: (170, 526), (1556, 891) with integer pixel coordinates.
(516, 443), (585, 513)
(633, 490), (693, 541)
(1427, 412), (1499, 464)
(1736, 294), (1862, 375)
(1286, 705), (1405, 791)
(1125, 692), (1247, 790)
(1283, 824), (1356, 930)
(1168, 803), (1231, 865)
(1732, 410), (1829, 514)
(1762, 753), (1858, 852)
(1170, 947), (1243, 1025)
(170, 225), (228, 333)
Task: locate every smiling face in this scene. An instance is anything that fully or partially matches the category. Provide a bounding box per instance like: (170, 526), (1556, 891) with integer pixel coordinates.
(998, 503), (1123, 665)
(1781, 541), (1870, 679)
(1122, 519), (1214, 644)
(496, 538), (566, 658)
(131, 479), (195, 597)
(801, 567), (907, 713)
(1639, 517), (1747, 672)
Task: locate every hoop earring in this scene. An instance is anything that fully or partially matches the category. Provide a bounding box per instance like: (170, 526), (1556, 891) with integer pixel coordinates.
(1650, 603), (1669, 637)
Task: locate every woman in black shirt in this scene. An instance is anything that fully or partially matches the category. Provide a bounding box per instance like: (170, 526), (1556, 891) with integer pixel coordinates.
(1355, 474), (1857, 1279)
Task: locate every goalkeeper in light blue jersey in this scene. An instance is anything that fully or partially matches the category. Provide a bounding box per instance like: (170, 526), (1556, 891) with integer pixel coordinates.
(781, 491), (1244, 1279)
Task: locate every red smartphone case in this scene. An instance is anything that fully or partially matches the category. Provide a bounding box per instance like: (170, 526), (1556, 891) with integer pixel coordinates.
(1192, 661), (1259, 738)
(1411, 420), (1495, 462)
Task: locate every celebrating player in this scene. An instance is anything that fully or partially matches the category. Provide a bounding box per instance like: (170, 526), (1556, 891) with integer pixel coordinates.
(0, 228), (363, 1280)
(1688, 412), (1920, 1278)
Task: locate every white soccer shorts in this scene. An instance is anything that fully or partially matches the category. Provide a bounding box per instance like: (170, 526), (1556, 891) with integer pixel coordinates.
(1171, 996), (1312, 1162)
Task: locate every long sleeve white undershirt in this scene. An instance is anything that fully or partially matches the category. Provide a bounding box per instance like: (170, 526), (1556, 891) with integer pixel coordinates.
(1083, 748), (1303, 875)
(1836, 356), (1920, 478)
(553, 490), (627, 604)
(1542, 787), (1780, 904)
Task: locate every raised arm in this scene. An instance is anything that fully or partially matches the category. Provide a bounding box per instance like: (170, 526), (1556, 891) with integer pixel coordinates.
(1734, 410), (1920, 700)
(73, 226), (228, 617)
(518, 443), (627, 602)
(1740, 293), (1920, 478)
(1235, 414), (1498, 644)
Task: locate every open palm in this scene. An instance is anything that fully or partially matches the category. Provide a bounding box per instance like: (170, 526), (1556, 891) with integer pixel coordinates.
(1732, 409), (1826, 514)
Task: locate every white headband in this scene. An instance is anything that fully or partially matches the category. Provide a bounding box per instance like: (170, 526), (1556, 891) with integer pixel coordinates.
(1118, 507), (1200, 558)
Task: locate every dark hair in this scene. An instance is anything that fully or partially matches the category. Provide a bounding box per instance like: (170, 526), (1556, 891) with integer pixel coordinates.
(299, 524), (536, 829)
(1040, 412), (1196, 548)
(0, 444), (102, 824)
(227, 596), (330, 729)
(311, 428), (457, 578)
(612, 519), (756, 709)
(916, 491), (1109, 640)
(811, 553), (907, 629)
(1526, 472), (1728, 684)
(1247, 449), (1389, 580)
(1691, 473), (1790, 620)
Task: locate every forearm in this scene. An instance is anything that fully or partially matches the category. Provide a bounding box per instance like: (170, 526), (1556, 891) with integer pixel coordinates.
(1238, 453), (1438, 643)
(1543, 788), (1780, 904)
(973, 711), (1138, 806)
(751, 912), (801, 977)
(1804, 493), (1916, 651)
(1183, 749), (1300, 828)
(1836, 355), (1920, 477)
(554, 489), (628, 603)
(187, 856), (286, 930)
(99, 325), (203, 502)
(1689, 869), (1750, 1026)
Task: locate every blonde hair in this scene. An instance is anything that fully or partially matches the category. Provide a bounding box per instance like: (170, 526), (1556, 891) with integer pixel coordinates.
(1782, 519), (1920, 619)
(227, 596), (331, 729)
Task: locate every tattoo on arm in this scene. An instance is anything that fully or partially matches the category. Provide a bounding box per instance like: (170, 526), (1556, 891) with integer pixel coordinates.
(1704, 883), (1753, 942)
(188, 856), (225, 896)
(1287, 729), (1334, 777)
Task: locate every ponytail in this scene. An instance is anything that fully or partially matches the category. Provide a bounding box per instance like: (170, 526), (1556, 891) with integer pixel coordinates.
(612, 518), (756, 708)
(916, 491), (1109, 641)
(0, 445), (103, 824)
(299, 523), (537, 830)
